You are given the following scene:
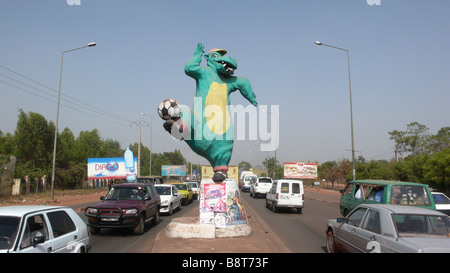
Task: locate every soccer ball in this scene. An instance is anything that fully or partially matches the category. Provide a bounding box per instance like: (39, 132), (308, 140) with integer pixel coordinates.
(157, 99), (181, 120)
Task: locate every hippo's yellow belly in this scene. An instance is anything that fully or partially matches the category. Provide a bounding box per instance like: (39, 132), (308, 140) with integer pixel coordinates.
(204, 82), (230, 135)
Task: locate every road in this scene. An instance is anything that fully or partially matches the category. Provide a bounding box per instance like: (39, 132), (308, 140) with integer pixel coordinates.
(76, 199), (201, 253)
(73, 189), (341, 253)
(241, 189), (341, 253)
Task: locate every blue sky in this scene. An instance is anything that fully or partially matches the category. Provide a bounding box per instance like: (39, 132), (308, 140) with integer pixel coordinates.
(1, 0), (449, 168)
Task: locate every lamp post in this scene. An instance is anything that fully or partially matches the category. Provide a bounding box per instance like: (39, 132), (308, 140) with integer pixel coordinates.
(315, 41), (356, 180)
(141, 113), (153, 176)
(50, 42), (96, 200)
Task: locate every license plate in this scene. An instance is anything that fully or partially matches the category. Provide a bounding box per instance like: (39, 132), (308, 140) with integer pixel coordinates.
(102, 218), (118, 222)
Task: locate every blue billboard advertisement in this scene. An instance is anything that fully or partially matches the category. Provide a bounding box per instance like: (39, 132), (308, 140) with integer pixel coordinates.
(161, 165), (186, 176)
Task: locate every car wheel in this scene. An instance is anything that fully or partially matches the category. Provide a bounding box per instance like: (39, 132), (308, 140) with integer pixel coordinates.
(133, 215), (145, 235)
(168, 204), (173, 216)
(296, 208), (302, 214)
(272, 203), (278, 213)
(152, 209), (160, 226)
(326, 230), (337, 253)
(265, 199), (269, 208)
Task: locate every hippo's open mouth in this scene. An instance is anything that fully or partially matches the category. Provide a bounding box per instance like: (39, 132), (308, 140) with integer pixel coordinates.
(216, 60), (236, 75)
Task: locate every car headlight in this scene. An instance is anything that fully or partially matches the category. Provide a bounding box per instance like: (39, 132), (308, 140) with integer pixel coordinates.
(88, 208), (98, 214)
(124, 208), (138, 215)
(162, 200), (168, 205)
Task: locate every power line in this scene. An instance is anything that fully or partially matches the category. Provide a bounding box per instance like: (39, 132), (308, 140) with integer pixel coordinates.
(0, 63), (180, 152)
(0, 64), (132, 125)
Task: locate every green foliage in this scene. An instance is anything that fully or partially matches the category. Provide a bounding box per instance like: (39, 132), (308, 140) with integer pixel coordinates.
(238, 161), (252, 171)
(262, 156), (283, 179)
(14, 109), (54, 169)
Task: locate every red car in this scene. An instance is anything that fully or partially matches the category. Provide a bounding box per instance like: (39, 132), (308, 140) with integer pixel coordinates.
(85, 182), (160, 235)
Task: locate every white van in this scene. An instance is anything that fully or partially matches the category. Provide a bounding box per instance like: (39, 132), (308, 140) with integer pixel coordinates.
(266, 179), (304, 213)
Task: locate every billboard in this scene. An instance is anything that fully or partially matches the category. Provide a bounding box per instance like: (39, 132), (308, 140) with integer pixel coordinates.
(161, 165), (186, 176)
(87, 157), (137, 180)
(284, 162), (318, 179)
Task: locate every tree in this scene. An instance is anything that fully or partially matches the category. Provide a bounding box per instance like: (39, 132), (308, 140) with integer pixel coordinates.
(238, 161), (252, 171)
(389, 122), (430, 156)
(423, 148), (450, 189)
(262, 156), (283, 179)
(0, 131), (15, 156)
(57, 127), (75, 168)
(427, 127), (450, 153)
(73, 129), (102, 163)
(14, 109), (54, 169)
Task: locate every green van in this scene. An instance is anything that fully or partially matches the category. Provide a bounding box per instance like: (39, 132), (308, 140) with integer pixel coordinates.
(339, 180), (436, 216)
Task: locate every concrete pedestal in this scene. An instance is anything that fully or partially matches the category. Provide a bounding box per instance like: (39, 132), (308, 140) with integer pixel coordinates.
(165, 178), (251, 239)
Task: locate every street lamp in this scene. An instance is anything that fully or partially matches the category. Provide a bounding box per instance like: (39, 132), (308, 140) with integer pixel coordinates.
(50, 42), (96, 200)
(315, 41), (356, 180)
(141, 113), (153, 176)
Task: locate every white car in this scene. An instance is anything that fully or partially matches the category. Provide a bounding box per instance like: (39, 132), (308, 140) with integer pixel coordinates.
(250, 177), (273, 197)
(187, 181), (200, 200)
(240, 175), (257, 192)
(432, 192), (450, 215)
(0, 205), (90, 253)
(155, 184), (182, 215)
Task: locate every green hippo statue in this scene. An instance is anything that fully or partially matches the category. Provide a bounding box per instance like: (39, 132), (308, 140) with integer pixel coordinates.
(158, 43), (258, 181)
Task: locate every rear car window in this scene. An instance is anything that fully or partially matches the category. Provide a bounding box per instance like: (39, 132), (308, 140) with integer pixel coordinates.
(391, 185), (431, 206)
(281, 183), (289, 193)
(47, 211), (76, 238)
(292, 183), (301, 194)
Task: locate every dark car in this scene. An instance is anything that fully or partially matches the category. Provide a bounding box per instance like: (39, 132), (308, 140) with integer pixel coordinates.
(85, 182), (160, 235)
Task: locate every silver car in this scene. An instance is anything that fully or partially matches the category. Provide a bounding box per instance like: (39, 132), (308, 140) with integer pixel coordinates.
(326, 204), (450, 253)
(0, 205), (90, 253)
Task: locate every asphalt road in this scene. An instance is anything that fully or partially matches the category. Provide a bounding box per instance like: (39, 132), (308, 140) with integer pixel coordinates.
(76, 199), (200, 253)
(241, 190), (341, 253)
(73, 190), (341, 253)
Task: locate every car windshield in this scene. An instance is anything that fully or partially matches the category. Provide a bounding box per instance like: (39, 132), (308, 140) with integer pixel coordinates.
(433, 193), (450, 204)
(174, 184), (187, 191)
(245, 176), (256, 182)
(0, 216), (20, 250)
(156, 187), (171, 195)
(105, 187), (143, 200)
(393, 214), (450, 238)
(390, 185), (431, 206)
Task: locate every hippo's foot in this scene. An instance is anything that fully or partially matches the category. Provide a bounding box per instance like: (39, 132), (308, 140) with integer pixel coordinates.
(212, 171), (227, 182)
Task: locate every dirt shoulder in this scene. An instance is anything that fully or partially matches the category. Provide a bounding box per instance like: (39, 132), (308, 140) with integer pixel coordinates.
(0, 189), (108, 207)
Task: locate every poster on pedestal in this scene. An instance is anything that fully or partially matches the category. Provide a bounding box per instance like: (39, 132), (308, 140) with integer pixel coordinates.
(199, 179), (248, 227)
(225, 179), (248, 226)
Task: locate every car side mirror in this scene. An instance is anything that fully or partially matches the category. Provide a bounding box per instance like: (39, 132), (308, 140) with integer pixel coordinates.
(337, 217), (346, 224)
(100, 196), (105, 200)
(32, 236), (45, 247)
(145, 195), (151, 201)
